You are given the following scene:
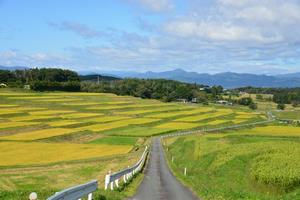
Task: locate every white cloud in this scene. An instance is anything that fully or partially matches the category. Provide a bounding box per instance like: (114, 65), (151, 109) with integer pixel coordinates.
(0, 50), (71, 67)
(126, 0), (174, 12)
(49, 21), (104, 39)
(164, 0), (300, 44)
(165, 20), (282, 43)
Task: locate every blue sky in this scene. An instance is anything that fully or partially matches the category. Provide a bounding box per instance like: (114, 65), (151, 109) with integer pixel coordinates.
(1, 0), (300, 74)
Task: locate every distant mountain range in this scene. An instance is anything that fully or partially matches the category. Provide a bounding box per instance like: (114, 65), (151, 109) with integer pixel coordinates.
(2, 65), (300, 88)
(103, 69), (300, 88)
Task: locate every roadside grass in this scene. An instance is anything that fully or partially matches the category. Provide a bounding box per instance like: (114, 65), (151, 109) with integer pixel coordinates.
(0, 148), (144, 200)
(164, 125), (300, 200)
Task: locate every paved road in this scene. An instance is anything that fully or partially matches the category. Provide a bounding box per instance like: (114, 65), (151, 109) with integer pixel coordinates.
(129, 138), (199, 200)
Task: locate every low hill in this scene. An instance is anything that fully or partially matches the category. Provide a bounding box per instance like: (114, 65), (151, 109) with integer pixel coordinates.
(79, 74), (121, 82)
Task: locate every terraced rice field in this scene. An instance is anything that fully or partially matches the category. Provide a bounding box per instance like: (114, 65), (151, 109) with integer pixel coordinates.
(0, 128), (78, 140)
(0, 89), (266, 199)
(0, 141), (132, 166)
(164, 124), (300, 200)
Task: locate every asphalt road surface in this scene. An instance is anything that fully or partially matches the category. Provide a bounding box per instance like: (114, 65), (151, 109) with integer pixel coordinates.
(129, 138), (199, 200)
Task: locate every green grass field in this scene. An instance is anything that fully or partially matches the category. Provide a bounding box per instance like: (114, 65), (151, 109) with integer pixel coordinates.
(164, 125), (300, 200)
(0, 88), (266, 199)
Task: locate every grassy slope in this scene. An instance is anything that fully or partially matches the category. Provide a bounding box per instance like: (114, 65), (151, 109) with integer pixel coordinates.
(164, 125), (300, 200)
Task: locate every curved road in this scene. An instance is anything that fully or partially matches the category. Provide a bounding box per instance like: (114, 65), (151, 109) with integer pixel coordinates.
(129, 138), (199, 200)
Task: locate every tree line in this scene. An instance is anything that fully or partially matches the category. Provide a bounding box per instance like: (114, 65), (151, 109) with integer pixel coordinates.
(0, 68), (80, 91)
(0, 68), (225, 102)
(81, 79), (224, 102)
(232, 86), (300, 106)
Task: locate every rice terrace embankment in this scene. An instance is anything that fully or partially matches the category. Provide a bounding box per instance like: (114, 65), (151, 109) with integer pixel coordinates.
(0, 89), (299, 200)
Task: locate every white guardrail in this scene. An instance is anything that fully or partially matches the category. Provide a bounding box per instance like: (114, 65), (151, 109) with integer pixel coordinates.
(46, 180), (98, 200)
(38, 146), (148, 200)
(105, 146), (149, 190)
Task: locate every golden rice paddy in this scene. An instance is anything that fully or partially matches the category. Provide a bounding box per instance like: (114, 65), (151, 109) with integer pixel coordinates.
(0, 128), (77, 140)
(155, 122), (200, 130)
(61, 112), (104, 119)
(0, 121), (40, 129)
(0, 141), (132, 166)
(238, 126), (300, 137)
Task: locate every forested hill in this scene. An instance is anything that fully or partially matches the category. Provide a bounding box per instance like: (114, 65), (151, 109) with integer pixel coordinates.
(79, 74), (121, 82)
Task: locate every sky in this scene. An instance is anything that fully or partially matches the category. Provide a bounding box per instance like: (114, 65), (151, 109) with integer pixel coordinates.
(1, 0), (300, 75)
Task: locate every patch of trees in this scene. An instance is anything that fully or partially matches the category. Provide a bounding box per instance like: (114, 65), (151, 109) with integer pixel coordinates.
(31, 81), (80, 92)
(81, 78), (223, 102)
(79, 74), (121, 82)
(233, 97), (257, 110)
(0, 68), (80, 91)
(232, 86), (300, 106)
(0, 68), (79, 84)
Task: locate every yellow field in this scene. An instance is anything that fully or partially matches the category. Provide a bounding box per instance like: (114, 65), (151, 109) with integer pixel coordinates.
(145, 107), (212, 118)
(9, 115), (55, 122)
(232, 119), (249, 124)
(155, 122), (199, 130)
(46, 120), (82, 127)
(78, 118), (161, 132)
(76, 121), (129, 132)
(0, 128), (77, 140)
(86, 116), (132, 123)
(175, 109), (233, 122)
(62, 102), (108, 106)
(115, 107), (180, 115)
(0, 121), (40, 129)
(36, 98), (83, 102)
(126, 118), (161, 124)
(87, 103), (176, 111)
(7, 96), (59, 100)
(61, 112), (104, 119)
(206, 119), (229, 125)
(28, 110), (75, 115)
(0, 104), (18, 108)
(238, 126), (300, 137)
(0, 141), (132, 166)
(0, 110), (24, 115)
(86, 105), (131, 110)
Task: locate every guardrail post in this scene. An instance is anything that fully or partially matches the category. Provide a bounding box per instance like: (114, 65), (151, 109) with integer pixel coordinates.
(104, 170), (111, 190)
(126, 166), (130, 179)
(110, 181), (114, 190)
(115, 179), (119, 188)
(88, 193), (93, 200)
(123, 174), (127, 183)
